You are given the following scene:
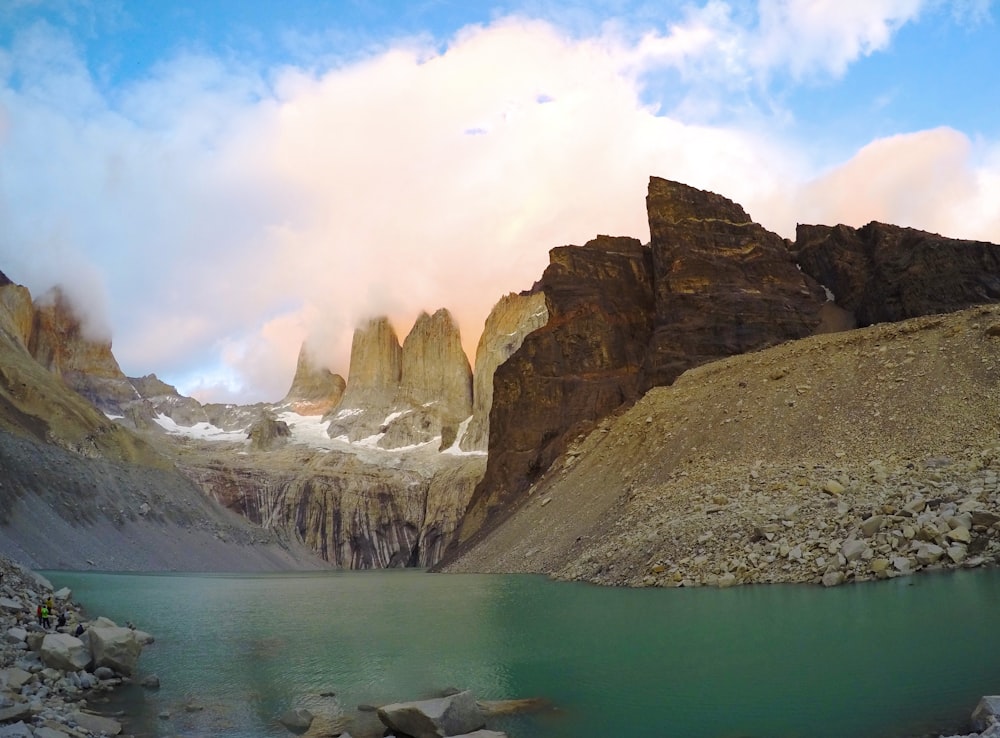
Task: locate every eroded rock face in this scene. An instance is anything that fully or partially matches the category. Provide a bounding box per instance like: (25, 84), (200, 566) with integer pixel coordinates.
(795, 221), (1000, 326)
(453, 235), (655, 547)
(282, 344), (346, 416)
(460, 292), (548, 453)
(325, 317), (402, 442)
(397, 308), (472, 425)
(645, 177), (827, 385)
(28, 288), (137, 414)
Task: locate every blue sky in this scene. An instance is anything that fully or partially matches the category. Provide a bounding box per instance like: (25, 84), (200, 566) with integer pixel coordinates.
(1, 1), (998, 403)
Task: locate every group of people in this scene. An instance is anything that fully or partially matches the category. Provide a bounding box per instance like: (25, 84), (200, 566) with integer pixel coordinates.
(36, 596), (66, 630)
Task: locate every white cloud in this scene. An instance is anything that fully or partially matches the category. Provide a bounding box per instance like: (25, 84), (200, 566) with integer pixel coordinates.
(1, 5), (997, 404)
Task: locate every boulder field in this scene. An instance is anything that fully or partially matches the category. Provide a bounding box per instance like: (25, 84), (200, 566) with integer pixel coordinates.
(0, 556), (152, 738)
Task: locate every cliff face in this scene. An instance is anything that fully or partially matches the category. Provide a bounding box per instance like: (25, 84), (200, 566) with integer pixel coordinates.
(445, 177), (1000, 562)
(281, 344), (346, 416)
(0, 276), (322, 571)
(794, 221), (1000, 326)
(460, 292), (548, 453)
(449, 182), (827, 552)
(27, 288), (138, 414)
(644, 178), (827, 385)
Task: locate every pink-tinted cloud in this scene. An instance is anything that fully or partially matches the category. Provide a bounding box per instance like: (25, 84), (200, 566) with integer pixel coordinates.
(2, 6), (998, 404)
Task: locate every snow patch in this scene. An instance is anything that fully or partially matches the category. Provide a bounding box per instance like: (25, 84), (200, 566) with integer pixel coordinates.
(442, 415), (486, 456)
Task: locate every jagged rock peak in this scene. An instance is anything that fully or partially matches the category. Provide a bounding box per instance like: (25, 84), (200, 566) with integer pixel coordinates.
(0, 276), (34, 349)
(460, 292), (548, 452)
(282, 343), (346, 415)
(0, 269), (11, 287)
(794, 221), (1000, 327)
(129, 374), (181, 398)
(398, 308), (472, 419)
(344, 316), (402, 394)
(646, 177), (751, 228)
(27, 287), (136, 413)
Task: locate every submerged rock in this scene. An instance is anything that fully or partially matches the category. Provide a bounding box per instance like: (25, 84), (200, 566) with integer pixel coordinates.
(377, 690), (485, 738)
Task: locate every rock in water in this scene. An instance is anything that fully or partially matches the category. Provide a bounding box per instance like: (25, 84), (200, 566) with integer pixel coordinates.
(87, 626), (142, 676)
(377, 690), (485, 738)
(39, 633), (91, 671)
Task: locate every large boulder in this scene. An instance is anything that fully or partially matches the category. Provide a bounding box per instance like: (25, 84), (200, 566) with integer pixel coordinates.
(377, 690), (485, 738)
(39, 633), (91, 671)
(972, 696), (1000, 731)
(87, 626), (142, 676)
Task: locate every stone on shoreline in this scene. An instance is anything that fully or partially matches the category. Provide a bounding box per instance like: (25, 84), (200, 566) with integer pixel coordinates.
(377, 690), (485, 738)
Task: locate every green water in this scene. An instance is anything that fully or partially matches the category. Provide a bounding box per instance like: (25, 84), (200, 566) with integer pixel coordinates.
(44, 568), (1000, 738)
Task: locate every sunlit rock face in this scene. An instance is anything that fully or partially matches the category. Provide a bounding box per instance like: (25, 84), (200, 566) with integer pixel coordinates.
(0, 271), (34, 349)
(27, 288), (138, 414)
(324, 311), (474, 451)
(324, 317), (403, 443)
(460, 291), (548, 453)
(794, 221), (1000, 326)
(281, 344), (346, 416)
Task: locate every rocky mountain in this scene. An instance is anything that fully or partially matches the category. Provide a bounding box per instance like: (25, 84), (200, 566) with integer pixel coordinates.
(442, 177), (1000, 565)
(794, 221), (1000, 325)
(0, 272), (323, 571)
(440, 303), (1000, 589)
(9, 175), (1000, 580)
(460, 291), (548, 453)
(280, 344), (346, 416)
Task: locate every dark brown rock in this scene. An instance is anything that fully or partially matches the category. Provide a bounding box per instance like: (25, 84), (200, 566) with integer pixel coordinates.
(451, 235), (655, 548)
(644, 177), (827, 385)
(795, 221), (1000, 326)
(446, 179), (829, 558)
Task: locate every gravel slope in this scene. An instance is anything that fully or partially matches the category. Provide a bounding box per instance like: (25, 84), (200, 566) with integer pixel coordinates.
(441, 304), (1000, 587)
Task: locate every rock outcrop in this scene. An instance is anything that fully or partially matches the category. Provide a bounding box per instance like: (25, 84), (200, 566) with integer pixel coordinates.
(281, 344), (346, 416)
(794, 221), (1000, 326)
(324, 311), (473, 451)
(448, 180), (830, 557)
(27, 288), (137, 414)
(441, 304), (1000, 588)
(460, 292), (548, 453)
(325, 317), (403, 442)
(644, 177), (827, 385)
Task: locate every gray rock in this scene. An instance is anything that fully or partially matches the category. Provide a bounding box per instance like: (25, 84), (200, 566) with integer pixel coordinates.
(70, 710), (123, 735)
(93, 666), (115, 680)
(840, 539), (867, 562)
(377, 690), (485, 738)
(0, 704), (32, 724)
(140, 674), (160, 689)
(279, 707), (314, 733)
(40, 633), (91, 672)
(821, 571), (845, 587)
(973, 696), (1000, 731)
(0, 597), (23, 613)
(52, 587), (72, 601)
(915, 543), (945, 566)
(34, 727), (73, 738)
(88, 626), (141, 676)
(0, 668), (32, 690)
(0, 722), (33, 738)
(860, 515), (884, 537)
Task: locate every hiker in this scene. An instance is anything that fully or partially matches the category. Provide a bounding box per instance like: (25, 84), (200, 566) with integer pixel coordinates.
(36, 603), (43, 626)
(40, 603), (50, 629)
(57, 610), (67, 628)
(74, 623), (84, 637)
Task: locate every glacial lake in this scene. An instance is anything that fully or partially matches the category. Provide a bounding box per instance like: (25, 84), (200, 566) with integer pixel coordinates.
(44, 568), (1000, 738)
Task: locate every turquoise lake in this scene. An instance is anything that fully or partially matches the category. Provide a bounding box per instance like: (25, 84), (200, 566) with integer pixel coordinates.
(44, 568), (1000, 738)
